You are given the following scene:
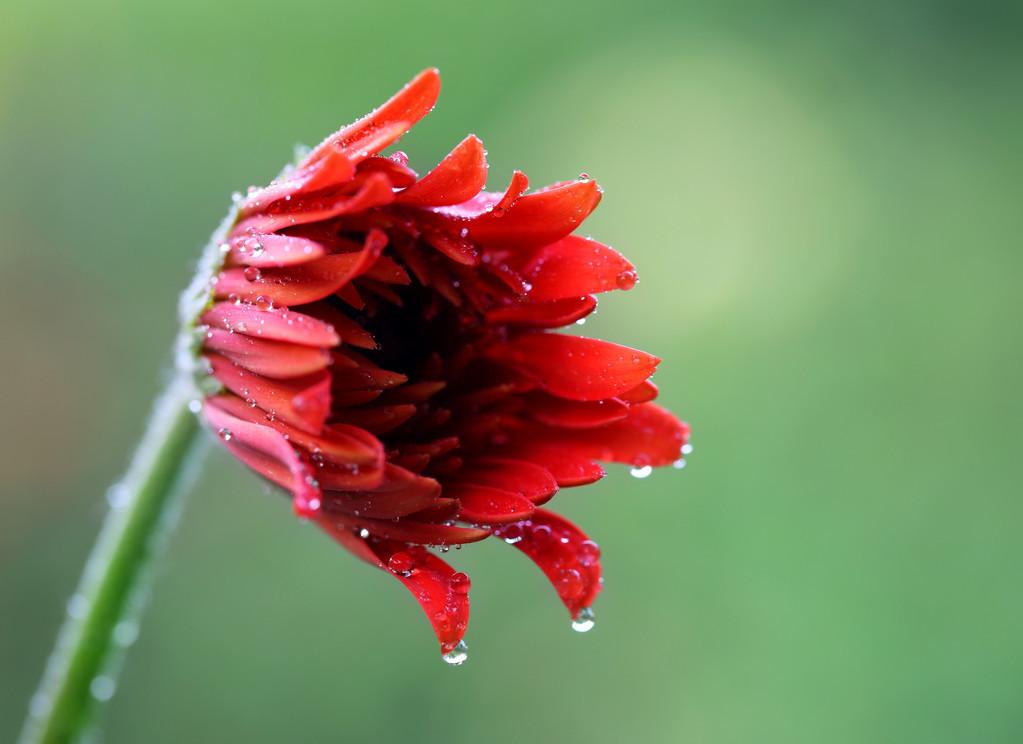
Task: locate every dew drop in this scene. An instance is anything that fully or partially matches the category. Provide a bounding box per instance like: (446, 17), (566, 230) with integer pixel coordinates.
(442, 640), (469, 666)
(500, 523), (524, 544)
(629, 465), (653, 479)
(616, 270), (638, 290)
(90, 676), (116, 702)
(67, 594), (89, 619)
(243, 267), (262, 282)
(217, 428), (232, 442)
(113, 620), (139, 647)
(681, 443), (694, 456)
(572, 607), (596, 633)
(449, 572), (471, 595)
(106, 484), (130, 510)
(358, 528), (370, 539)
(187, 399), (202, 414)
(578, 540), (601, 566)
(387, 551), (415, 576)
(672, 458), (687, 470)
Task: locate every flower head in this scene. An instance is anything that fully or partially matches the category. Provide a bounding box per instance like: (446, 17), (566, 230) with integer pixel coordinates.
(196, 69), (689, 660)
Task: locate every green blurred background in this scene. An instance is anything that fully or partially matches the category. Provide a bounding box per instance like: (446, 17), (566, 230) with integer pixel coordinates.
(2, 0), (1022, 741)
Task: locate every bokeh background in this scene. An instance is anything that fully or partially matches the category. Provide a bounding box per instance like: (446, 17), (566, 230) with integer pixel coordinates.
(2, 0), (1022, 742)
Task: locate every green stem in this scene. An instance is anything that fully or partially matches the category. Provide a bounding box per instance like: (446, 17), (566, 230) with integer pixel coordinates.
(19, 375), (204, 744)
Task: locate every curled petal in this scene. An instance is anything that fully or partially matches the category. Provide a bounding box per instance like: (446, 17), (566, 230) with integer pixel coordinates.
(206, 354), (331, 435)
(215, 229), (388, 306)
(397, 135), (488, 207)
(526, 393), (629, 429)
(467, 179), (601, 250)
(240, 148), (357, 215)
(203, 329), (331, 379)
(435, 171), (529, 220)
(487, 333), (659, 401)
(485, 296), (596, 328)
(524, 403), (690, 467)
(202, 303), (341, 348)
(303, 68), (442, 168)
(316, 524), (470, 655)
(227, 233), (327, 268)
(453, 458), (558, 505)
(448, 484), (535, 525)
(494, 509), (602, 619)
(520, 236), (636, 300)
(203, 403), (321, 516)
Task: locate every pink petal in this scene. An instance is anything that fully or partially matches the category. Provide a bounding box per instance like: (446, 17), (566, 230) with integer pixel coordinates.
(227, 233), (327, 268)
(203, 328), (331, 379)
(202, 303), (341, 348)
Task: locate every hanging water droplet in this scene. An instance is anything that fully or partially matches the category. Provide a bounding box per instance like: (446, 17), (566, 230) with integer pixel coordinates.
(672, 458), (687, 470)
(217, 428), (232, 442)
(500, 523), (524, 544)
(89, 676), (116, 702)
(615, 270), (638, 290)
(681, 443), (694, 455)
(571, 607), (596, 633)
(629, 465), (653, 479)
(442, 640), (469, 666)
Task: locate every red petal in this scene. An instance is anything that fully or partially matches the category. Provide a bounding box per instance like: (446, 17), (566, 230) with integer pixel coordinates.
(302, 68), (441, 168)
(397, 135), (488, 207)
(237, 172), (395, 233)
(329, 514), (490, 546)
(520, 236), (636, 301)
(494, 509), (602, 619)
(316, 525), (470, 655)
(485, 296), (596, 328)
(435, 171), (529, 220)
(208, 394), (382, 467)
(203, 402), (321, 515)
(215, 229), (388, 306)
(618, 379), (659, 404)
(203, 329), (330, 379)
(526, 393), (629, 429)
(526, 403), (690, 468)
(239, 148), (357, 215)
(487, 333), (659, 401)
(202, 303), (340, 348)
(206, 354), (330, 435)
(467, 179), (601, 250)
(333, 404), (418, 434)
(494, 444), (605, 487)
(227, 233), (327, 268)
(448, 484), (535, 525)
(326, 465), (441, 519)
(453, 457), (558, 505)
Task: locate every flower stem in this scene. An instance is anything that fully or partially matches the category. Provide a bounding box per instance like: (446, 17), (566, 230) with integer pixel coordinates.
(19, 375), (204, 744)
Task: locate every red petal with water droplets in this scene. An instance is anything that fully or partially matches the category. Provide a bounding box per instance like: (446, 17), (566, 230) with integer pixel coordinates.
(215, 230), (387, 306)
(397, 135), (488, 207)
(316, 524), (470, 655)
(485, 296), (596, 328)
(448, 484), (535, 525)
(238, 172), (395, 233)
(327, 465), (441, 519)
(495, 509), (601, 619)
(468, 179), (601, 250)
(434, 170), (529, 220)
(527, 393), (629, 429)
(526, 403), (690, 467)
(203, 329), (331, 379)
(228, 233), (327, 268)
(206, 354), (331, 435)
(203, 403), (322, 516)
(303, 68), (441, 168)
(495, 444), (605, 487)
(208, 394), (382, 467)
(331, 513), (490, 545)
(203, 303), (340, 348)
(453, 458), (558, 505)
(487, 333), (659, 401)
(520, 236), (636, 300)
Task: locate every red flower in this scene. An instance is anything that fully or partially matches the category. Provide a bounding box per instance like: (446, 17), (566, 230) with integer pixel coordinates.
(198, 69), (690, 662)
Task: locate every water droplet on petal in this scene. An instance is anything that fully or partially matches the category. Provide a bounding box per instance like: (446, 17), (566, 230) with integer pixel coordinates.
(217, 428), (232, 442)
(243, 267), (262, 282)
(442, 640), (469, 666)
(615, 270), (637, 290)
(571, 607), (596, 633)
(672, 458), (687, 470)
(388, 551), (415, 576)
(578, 540), (601, 566)
(629, 465), (653, 479)
(449, 572), (471, 595)
(681, 443), (694, 455)
(358, 528), (370, 539)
